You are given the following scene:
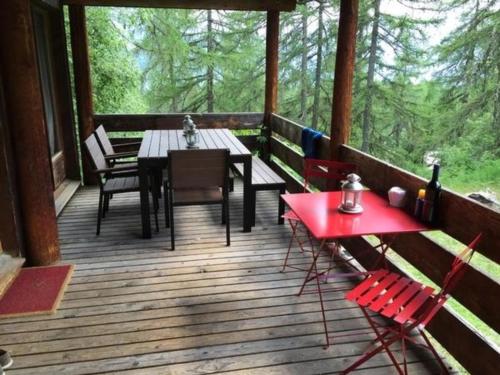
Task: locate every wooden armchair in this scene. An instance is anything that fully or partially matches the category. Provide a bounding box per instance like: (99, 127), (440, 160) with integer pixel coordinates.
(165, 149), (230, 250)
(84, 134), (157, 235)
(95, 125), (140, 166)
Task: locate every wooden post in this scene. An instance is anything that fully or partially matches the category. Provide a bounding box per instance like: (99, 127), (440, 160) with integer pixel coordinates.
(262, 10), (280, 162)
(0, 0), (60, 265)
(69, 5), (95, 184)
(0, 74), (24, 258)
(330, 0), (358, 161)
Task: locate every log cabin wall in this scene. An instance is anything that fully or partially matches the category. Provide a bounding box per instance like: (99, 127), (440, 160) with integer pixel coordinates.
(0, 74), (24, 257)
(269, 112), (500, 375)
(0, 0), (61, 265)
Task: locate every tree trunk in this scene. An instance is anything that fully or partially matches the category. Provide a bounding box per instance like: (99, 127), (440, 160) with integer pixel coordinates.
(361, 0), (380, 152)
(312, 1), (324, 129)
(207, 9), (214, 112)
(300, 8), (308, 122)
(169, 54), (178, 112)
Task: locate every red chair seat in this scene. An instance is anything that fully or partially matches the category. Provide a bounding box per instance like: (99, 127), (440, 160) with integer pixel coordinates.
(346, 269), (436, 324)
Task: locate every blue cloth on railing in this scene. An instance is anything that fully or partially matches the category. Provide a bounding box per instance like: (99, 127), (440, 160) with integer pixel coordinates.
(301, 127), (323, 159)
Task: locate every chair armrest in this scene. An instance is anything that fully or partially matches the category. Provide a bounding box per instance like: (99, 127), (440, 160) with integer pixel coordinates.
(104, 151), (138, 160)
(94, 165), (138, 174)
(113, 142), (142, 149)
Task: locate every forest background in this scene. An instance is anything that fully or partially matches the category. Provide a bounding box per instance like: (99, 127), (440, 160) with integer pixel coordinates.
(80, 0), (500, 197)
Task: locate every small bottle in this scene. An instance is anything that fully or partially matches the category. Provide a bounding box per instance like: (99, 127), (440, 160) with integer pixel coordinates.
(414, 188), (425, 219)
(422, 164), (442, 225)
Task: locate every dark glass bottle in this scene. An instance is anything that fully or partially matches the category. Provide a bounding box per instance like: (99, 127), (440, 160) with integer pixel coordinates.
(423, 164), (441, 224)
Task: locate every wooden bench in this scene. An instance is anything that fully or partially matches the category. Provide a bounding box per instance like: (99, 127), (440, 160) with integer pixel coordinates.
(233, 156), (286, 225)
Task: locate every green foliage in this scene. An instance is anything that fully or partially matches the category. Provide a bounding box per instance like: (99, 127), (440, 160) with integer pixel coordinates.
(84, 1), (499, 194)
(86, 7), (146, 114)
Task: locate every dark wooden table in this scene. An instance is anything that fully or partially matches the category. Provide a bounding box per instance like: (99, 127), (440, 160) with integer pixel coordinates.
(138, 129), (253, 238)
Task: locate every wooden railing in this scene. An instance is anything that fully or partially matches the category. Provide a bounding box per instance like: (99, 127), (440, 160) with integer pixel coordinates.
(93, 112), (264, 152)
(269, 113), (500, 375)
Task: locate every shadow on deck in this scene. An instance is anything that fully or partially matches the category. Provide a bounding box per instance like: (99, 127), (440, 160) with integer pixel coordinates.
(0, 182), (449, 374)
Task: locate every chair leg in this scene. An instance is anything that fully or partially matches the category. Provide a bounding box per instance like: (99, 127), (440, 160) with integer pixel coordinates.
(105, 193), (110, 213)
(164, 180), (170, 228)
(102, 194), (108, 218)
(96, 191), (103, 236)
(221, 199), (226, 224)
(225, 198), (230, 246)
(281, 219), (298, 272)
(278, 188), (285, 224)
(169, 203), (175, 251)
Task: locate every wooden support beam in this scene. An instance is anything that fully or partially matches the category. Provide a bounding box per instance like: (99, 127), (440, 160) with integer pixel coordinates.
(329, 0), (358, 161)
(69, 4), (95, 184)
(262, 10), (280, 162)
(0, 0), (60, 265)
(62, 0), (297, 11)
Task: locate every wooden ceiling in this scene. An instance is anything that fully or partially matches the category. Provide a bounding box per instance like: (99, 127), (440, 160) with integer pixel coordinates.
(62, 0), (297, 11)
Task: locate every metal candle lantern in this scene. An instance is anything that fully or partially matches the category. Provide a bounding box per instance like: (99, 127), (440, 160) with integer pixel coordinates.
(183, 114), (193, 135)
(339, 173), (364, 213)
(183, 115), (199, 148)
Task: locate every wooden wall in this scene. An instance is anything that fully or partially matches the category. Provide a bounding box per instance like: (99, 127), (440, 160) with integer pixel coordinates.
(0, 0), (60, 265)
(269, 113), (500, 375)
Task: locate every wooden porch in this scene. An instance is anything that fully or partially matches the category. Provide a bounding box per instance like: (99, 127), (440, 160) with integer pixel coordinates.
(0, 183), (446, 374)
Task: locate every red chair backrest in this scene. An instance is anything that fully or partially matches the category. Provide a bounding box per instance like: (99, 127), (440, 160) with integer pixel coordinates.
(440, 233), (482, 297)
(303, 158), (357, 192)
(418, 233), (482, 328)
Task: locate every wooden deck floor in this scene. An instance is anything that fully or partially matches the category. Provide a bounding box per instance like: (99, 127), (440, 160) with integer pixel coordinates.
(0, 183), (449, 374)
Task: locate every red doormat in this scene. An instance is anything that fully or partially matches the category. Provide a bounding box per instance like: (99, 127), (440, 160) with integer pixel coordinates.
(0, 264), (73, 318)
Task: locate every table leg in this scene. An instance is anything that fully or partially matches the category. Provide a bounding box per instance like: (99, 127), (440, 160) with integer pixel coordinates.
(371, 234), (397, 270)
(139, 161), (151, 239)
(242, 157), (252, 232)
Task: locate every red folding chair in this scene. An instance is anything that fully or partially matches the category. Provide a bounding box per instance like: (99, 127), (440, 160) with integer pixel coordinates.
(281, 158), (357, 273)
(340, 234), (482, 375)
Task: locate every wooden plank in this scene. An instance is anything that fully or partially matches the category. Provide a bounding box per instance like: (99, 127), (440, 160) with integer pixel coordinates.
(340, 236), (499, 375)
(329, 0), (358, 160)
(262, 11), (280, 161)
(62, 0), (297, 11)
(270, 113), (330, 160)
(268, 160), (303, 193)
(340, 144), (500, 263)
(270, 136), (304, 178)
(95, 113), (264, 132)
(69, 5), (95, 184)
(0, 0), (60, 265)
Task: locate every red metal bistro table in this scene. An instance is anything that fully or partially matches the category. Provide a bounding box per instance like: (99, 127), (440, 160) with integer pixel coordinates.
(281, 191), (430, 346)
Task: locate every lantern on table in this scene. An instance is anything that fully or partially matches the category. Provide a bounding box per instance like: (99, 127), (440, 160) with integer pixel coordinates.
(183, 115), (199, 148)
(339, 173), (364, 213)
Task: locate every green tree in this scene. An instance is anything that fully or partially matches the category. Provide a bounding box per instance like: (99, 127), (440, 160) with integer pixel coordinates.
(86, 7), (145, 113)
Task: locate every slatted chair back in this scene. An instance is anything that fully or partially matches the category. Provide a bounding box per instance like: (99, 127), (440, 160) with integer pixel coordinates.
(168, 149), (229, 190)
(84, 134), (108, 185)
(440, 233), (482, 297)
(95, 125), (115, 156)
(417, 233), (482, 328)
(303, 158), (357, 192)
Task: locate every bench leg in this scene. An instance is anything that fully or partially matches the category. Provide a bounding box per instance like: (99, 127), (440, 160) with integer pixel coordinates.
(278, 187), (285, 224)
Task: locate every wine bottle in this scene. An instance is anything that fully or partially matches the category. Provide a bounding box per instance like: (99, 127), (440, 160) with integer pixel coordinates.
(422, 164), (441, 224)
